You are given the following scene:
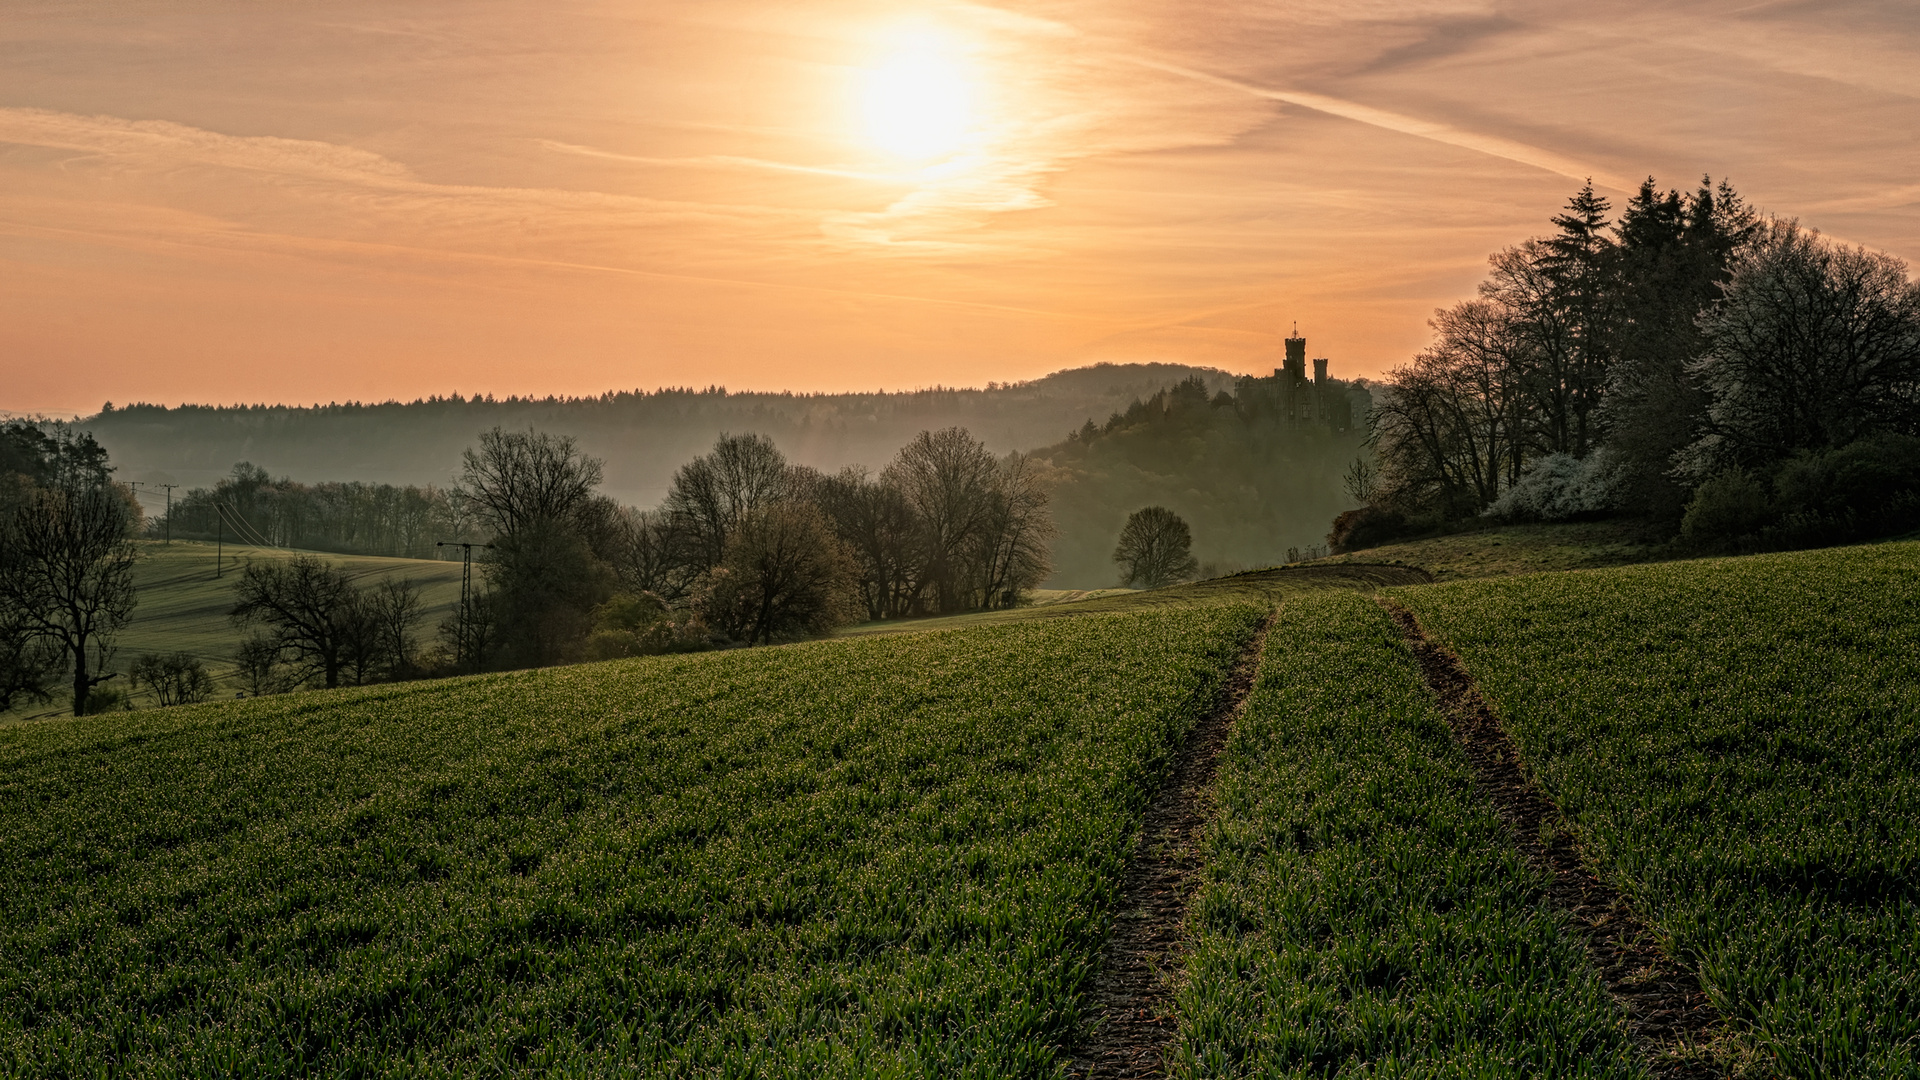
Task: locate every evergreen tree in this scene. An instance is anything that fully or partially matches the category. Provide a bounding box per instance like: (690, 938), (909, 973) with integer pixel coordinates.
(1602, 176), (1757, 519)
(1529, 181), (1615, 456)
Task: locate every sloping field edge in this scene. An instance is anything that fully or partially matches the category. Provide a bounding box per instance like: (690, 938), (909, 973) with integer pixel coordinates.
(1381, 599), (1730, 1080)
(1067, 610), (1278, 1078)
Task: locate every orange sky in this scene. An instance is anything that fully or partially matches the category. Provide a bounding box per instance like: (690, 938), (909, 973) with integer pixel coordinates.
(3, 0), (1918, 415)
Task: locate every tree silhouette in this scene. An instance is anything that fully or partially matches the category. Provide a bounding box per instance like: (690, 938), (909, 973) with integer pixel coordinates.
(0, 479), (139, 715)
(1112, 506), (1198, 589)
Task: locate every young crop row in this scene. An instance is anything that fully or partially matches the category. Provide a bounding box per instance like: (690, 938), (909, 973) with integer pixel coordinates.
(0, 603), (1264, 1077)
(1170, 590), (1639, 1078)
(1399, 542), (1920, 1078)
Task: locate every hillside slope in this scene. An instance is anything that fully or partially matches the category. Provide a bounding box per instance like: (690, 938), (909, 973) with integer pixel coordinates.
(0, 604), (1261, 1075)
(2, 542), (463, 724)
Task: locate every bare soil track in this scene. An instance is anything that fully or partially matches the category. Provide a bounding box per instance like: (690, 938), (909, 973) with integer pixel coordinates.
(1382, 600), (1730, 1079)
(1067, 611), (1276, 1079)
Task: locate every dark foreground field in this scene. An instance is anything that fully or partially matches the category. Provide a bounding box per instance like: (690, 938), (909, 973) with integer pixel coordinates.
(2, 545), (1916, 1077)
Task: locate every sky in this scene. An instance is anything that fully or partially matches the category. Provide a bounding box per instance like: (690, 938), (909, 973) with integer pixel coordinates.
(2, 0), (1917, 414)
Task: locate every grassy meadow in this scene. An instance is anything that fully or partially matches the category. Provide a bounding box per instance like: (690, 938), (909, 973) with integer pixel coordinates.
(1314, 519), (1677, 581)
(2, 541), (463, 724)
(3, 536), (1919, 1076)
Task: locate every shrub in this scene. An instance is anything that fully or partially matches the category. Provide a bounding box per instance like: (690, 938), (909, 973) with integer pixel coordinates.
(1679, 467), (1770, 548)
(75, 683), (129, 714)
(1486, 450), (1621, 522)
(582, 592), (706, 660)
(1327, 505), (1411, 553)
(131, 652), (217, 707)
(1768, 433), (1920, 546)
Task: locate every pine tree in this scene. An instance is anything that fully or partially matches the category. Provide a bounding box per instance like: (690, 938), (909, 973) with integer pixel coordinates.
(1518, 181), (1617, 457)
(1601, 176), (1758, 519)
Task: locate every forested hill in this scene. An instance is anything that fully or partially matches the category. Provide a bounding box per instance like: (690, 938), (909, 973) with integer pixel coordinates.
(1033, 375), (1369, 587)
(83, 363), (1233, 507)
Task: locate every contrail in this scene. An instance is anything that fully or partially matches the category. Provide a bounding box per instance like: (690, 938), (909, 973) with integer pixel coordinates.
(1125, 57), (1636, 192)
(538, 140), (913, 184)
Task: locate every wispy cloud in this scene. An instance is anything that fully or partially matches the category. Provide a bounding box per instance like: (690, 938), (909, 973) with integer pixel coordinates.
(1123, 57), (1635, 191)
(0, 107), (806, 227)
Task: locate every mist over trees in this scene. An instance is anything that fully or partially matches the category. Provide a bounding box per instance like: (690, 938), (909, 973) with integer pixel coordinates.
(1032, 374), (1367, 586)
(1344, 175), (1920, 553)
(157, 467), (468, 558)
(83, 364), (1235, 508)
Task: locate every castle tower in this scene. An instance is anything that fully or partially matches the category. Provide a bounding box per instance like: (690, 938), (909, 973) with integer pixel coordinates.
(1312, 358), (1327, 386)
(1284, 334), (1307, 384)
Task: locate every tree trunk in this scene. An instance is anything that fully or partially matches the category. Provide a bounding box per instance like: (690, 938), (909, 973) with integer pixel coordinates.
(70, 630), (89, 716)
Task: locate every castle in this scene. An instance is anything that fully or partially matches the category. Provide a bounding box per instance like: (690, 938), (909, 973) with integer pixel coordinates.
(1241, 331), (1359, 432)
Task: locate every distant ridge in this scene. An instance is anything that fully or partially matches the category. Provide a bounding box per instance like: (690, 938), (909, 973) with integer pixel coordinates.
(80, 363), (1239, 507)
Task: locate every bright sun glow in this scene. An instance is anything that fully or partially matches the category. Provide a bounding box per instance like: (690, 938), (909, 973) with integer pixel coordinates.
(861, 30), (974, 160)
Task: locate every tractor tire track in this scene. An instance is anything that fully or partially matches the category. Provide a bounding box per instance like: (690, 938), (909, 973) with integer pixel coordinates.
(1067, 609), (1276, 1079)
(1381, 599), (1728, 1079)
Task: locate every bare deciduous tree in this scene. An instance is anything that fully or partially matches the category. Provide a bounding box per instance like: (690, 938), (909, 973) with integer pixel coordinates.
(610, 507), (701, 603)
(455, 427), (615, 668)
(0, 480), (139, 715)
(131, 652), (216, 707)
(973, 452), (1053, 609)
(456, 427), (604, 538)
(665, 433), (793, 569)
(815, 466), (924, 620)
(694, 501), (859, 645)
(1371, 299), (1527, 516)
(229, 556), (363, 690)
(1112, 506), (1199, 589)
(364, 577), (425, 681)
(884, 428), (1001, 613)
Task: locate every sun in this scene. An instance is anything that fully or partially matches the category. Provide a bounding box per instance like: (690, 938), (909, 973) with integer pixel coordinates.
(860, 30), (974, 161)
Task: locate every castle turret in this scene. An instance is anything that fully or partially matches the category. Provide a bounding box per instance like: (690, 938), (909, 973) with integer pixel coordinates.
(1284, 335), (1307, 384)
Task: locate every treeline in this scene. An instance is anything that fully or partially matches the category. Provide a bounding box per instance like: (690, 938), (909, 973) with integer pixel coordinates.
(84, 362), (1233, 506)
(1034, 375), (1367, 585)
(1344, 176), (1920, 552)
(448, 424), (1052, 671)
(158, 466), (471, 558)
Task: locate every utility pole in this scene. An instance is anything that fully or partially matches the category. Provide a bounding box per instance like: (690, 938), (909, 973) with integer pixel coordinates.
(216, 511), (223, 578)
(160, 483), (177, 543)
(126, 481), (180, 543)
(436, 541), (493, 673)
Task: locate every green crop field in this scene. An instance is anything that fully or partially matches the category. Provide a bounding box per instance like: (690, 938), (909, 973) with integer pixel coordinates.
(0, 604), (1261, 1076)
(1400, 542), (1920, 1077)
(1171, 590), (1637, 1079)
(837, 563), (1427, 638)
(6, 530), (1918, 1077)
(2, 541), (463, 724)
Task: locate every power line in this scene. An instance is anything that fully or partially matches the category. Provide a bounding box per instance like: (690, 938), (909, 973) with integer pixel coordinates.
(436, 541), (493, 674)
